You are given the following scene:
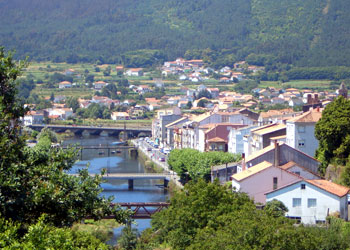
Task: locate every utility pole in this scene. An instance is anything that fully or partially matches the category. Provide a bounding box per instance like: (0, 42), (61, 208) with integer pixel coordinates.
(123, 121), (127, 141)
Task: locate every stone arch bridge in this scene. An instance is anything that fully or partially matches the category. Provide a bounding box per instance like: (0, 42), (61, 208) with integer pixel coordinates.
(28, 124), (152, 138)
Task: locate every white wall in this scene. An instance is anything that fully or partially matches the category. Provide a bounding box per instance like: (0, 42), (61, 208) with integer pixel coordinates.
(286, 122), (296, 148)
(286, 122), (319, 157)
(228, 114), (254, 125)
(198, 129), (205, 152)
(228, 126), (257, 154)
(266, 181), (347, 224)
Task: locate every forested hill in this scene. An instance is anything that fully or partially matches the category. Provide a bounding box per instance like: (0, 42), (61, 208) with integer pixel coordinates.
(1, 0), (350, 67)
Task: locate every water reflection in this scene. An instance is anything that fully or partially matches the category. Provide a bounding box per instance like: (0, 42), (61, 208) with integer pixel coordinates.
(63, 136), (169, 246)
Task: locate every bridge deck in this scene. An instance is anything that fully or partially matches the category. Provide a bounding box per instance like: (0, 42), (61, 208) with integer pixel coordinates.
(87, 202), (170, 219)
(29, 124), (151, 132)
(62, 145), (136, 149)
(71, 173), (172, 180)
(101, 173), (171, 180)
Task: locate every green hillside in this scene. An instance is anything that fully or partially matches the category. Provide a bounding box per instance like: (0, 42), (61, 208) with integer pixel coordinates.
(0, 0), (349, 67)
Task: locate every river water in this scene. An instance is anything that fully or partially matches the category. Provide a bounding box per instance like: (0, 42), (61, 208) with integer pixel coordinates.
(63, 135), (169, 245)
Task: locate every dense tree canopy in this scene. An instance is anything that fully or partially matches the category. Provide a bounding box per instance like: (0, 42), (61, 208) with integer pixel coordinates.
(0, 216), (109, 249)
(315, 96), (350, 171)
(2, 0), (350, 68)
(138, 180), (350, 250)
(167, 149), (241, 182)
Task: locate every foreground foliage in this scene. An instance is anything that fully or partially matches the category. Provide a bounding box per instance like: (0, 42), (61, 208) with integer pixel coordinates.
(137, 180), (350, 250)
(0, 48), (130, 230)
(0, 216), (110, 249)
(315, 96), (350, 175)
(167, 149), (241, 182)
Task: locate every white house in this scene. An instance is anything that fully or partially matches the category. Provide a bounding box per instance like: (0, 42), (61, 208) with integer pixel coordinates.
(137, 85), (152, 95)
(111, 112), (130, 120)
(228, 125), (258, 154)
(125, 68), (144, 77)
(93, 81), (108, 90)
(23, 111), (44, 126)
(179, 75), (188, 81)
(47, 108), (73, 120)
(266, 179), (349, 224)
(288, 98), (304, 107)
(286, 109), (322, 157)
(58, 81), (72, 89)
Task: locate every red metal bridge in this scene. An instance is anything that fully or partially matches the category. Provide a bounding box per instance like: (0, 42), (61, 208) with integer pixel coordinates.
(102, 202), (170, 219)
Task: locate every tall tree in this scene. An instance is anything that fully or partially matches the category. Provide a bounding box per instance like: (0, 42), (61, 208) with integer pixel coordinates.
(315, 96), (350, 170)
(0, 48), (130, 227)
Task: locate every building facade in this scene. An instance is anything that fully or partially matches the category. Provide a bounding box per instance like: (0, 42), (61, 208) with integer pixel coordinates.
(266, 180), (349, 224)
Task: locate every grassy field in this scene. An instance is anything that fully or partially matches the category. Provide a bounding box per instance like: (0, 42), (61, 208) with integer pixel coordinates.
(72, 219), (121, 243)
(32, 85), (95, 98)
(24, 62), (334, 98)
(259, 80), (331, 90)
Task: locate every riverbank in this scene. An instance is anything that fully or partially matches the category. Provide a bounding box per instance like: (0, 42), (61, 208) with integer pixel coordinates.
(131, 139), (183, 189)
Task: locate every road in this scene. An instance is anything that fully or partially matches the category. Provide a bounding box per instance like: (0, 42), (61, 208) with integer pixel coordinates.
(132, 139), (183, 188)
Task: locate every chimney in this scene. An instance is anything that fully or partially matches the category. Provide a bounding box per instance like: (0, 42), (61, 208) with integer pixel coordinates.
(241, 153), (246, 171)
(307, 94), (312, 104)
(274, 141), (280, 167)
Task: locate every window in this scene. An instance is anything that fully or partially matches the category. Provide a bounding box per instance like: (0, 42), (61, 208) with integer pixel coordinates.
(301, 184), (306, 189)
(221, 115), (229, 123)
(293, 198), (301, 207)
(308, 198), (317, 208)
(298, 126), (305, 133)
(273, 177), (278, 190)
(298, 140), (305, 147)
(294, 171), (301, 176)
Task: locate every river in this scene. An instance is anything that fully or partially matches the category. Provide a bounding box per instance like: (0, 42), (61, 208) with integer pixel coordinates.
(63, 135), (169, 245)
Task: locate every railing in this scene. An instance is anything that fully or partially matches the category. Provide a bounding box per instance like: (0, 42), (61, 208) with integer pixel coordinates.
(61, 145), (136, 149)
(100, 202), (170, 219)
(29, 124), (152, 131)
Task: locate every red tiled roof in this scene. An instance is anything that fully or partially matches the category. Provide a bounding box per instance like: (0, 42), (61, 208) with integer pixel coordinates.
(306, 179), (350, 197)
(208, 137), (227, 143)
(288, 109), (322, 123)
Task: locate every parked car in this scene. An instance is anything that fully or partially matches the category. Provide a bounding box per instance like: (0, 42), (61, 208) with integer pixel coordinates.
(147, 148), (152, 152)
(159, 157), (166, 162)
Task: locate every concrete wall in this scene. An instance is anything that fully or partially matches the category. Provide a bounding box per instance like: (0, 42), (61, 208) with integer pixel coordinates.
(287, 165), (319, 180)
(279, 144), (319, 174)
(211, 163), (239, 183)
(246, 144), (319, 175)
(266, 181), (348, 224)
